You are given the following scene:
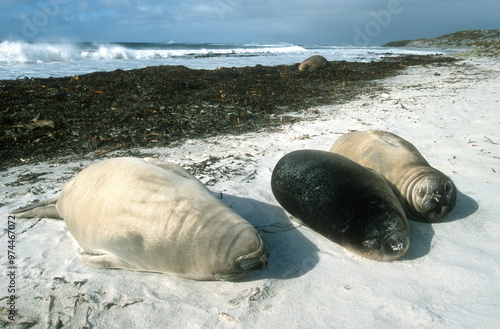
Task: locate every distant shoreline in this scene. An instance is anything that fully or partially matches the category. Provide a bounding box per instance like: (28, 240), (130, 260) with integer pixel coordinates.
(382, 29), (500, 57)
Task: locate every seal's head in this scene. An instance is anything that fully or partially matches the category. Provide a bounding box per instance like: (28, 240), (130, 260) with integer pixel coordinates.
(212, 230), (269, 281)
(410, 173), (457, 222)
(357, 212), (410, 262)
(298, 63), (310, 71)
(233, 234), (269, 272)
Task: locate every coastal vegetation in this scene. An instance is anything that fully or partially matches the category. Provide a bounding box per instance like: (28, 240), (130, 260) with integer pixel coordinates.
(383, 29), (500, 57)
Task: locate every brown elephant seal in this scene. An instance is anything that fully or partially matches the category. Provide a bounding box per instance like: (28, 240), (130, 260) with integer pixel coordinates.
(330, 130), (457, 223)
(11, 157), (269, 280)
(298, 55), (328, 71)
(271, 150), (409, 261)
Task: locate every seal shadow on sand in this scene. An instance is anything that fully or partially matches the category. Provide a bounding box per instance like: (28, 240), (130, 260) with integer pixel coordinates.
(216, 193), (320, 281)
(402, 221), (435, 261)
(442, 189), (479, 222)
(216, 190), (479, 268)
(402, 190), (479, 260)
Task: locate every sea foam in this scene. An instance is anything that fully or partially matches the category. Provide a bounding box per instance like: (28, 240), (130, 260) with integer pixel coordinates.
(0, 40), (446, 80)
(0, 41), (308, 64)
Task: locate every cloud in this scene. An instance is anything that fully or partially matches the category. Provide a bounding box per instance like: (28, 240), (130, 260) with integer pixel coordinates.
(0, 0), (498, 44)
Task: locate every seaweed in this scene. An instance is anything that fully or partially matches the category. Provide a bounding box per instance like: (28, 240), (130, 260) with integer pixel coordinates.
(0, 55), (456, 170)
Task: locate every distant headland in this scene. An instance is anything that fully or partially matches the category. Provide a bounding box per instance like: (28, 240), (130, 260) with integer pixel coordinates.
(383, 29), (500, 57)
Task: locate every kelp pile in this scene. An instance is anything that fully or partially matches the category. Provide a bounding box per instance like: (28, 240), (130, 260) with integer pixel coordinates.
(1, 55), (456, 169)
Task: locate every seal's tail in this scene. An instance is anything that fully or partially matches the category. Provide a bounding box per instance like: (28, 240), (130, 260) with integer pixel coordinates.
(10, 198), (61, 219)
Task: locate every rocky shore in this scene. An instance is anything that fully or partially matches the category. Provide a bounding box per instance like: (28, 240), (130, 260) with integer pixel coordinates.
(0, 55), (455, 170)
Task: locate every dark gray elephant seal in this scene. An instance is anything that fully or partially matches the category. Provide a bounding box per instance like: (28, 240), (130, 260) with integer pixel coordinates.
(330, 130), (457, 223)
(298, 55), (328, 71)
(271, 150), (409, 261)
(11, 157), (269, 280)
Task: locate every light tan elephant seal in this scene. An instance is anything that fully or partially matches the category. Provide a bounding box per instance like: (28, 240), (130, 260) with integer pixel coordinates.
(330, 130), (457, 223)
(298, 55), (328, 71)
(11, 157), (269, 280)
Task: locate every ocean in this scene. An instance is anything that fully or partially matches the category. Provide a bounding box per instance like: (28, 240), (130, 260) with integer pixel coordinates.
(0, 41), (449, 80)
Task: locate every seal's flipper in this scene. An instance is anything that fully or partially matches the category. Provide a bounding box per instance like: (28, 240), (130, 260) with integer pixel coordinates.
(144, 157), (198, 181)
(10, 198), (61, 219)
(78, 252), (134, 270)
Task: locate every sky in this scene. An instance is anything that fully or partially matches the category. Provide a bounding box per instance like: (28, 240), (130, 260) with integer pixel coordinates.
(1, 0), (499, 45)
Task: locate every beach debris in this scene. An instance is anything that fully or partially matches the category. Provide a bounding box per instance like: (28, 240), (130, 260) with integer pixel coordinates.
(228, 287), (263, 306)
(291, 134), (311, 141)
(12, 113), (54, 130)
(91, 144), (126, 159)
(218, 312), (233, 322)
(484, 136), (497, 144)
(32, 113), (55, 128)
(0, 55), (457, 169)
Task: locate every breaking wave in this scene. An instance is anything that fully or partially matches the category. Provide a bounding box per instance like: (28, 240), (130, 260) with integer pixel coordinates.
(0, 40), (448, 79)
(0, 41), (308, 64)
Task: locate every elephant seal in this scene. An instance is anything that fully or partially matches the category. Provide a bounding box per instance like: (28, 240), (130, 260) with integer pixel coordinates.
(330, 130), (457, 223)
(271, 150), (409, 261)
(298, 55), (328, 71)
(11, 157), (269, 281)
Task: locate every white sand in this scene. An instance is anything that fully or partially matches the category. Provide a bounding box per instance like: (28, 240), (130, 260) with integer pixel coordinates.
(1, 58), (499, 328)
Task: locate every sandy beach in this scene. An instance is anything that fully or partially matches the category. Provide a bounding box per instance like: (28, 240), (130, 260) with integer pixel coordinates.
(1, 57), (499, 328)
